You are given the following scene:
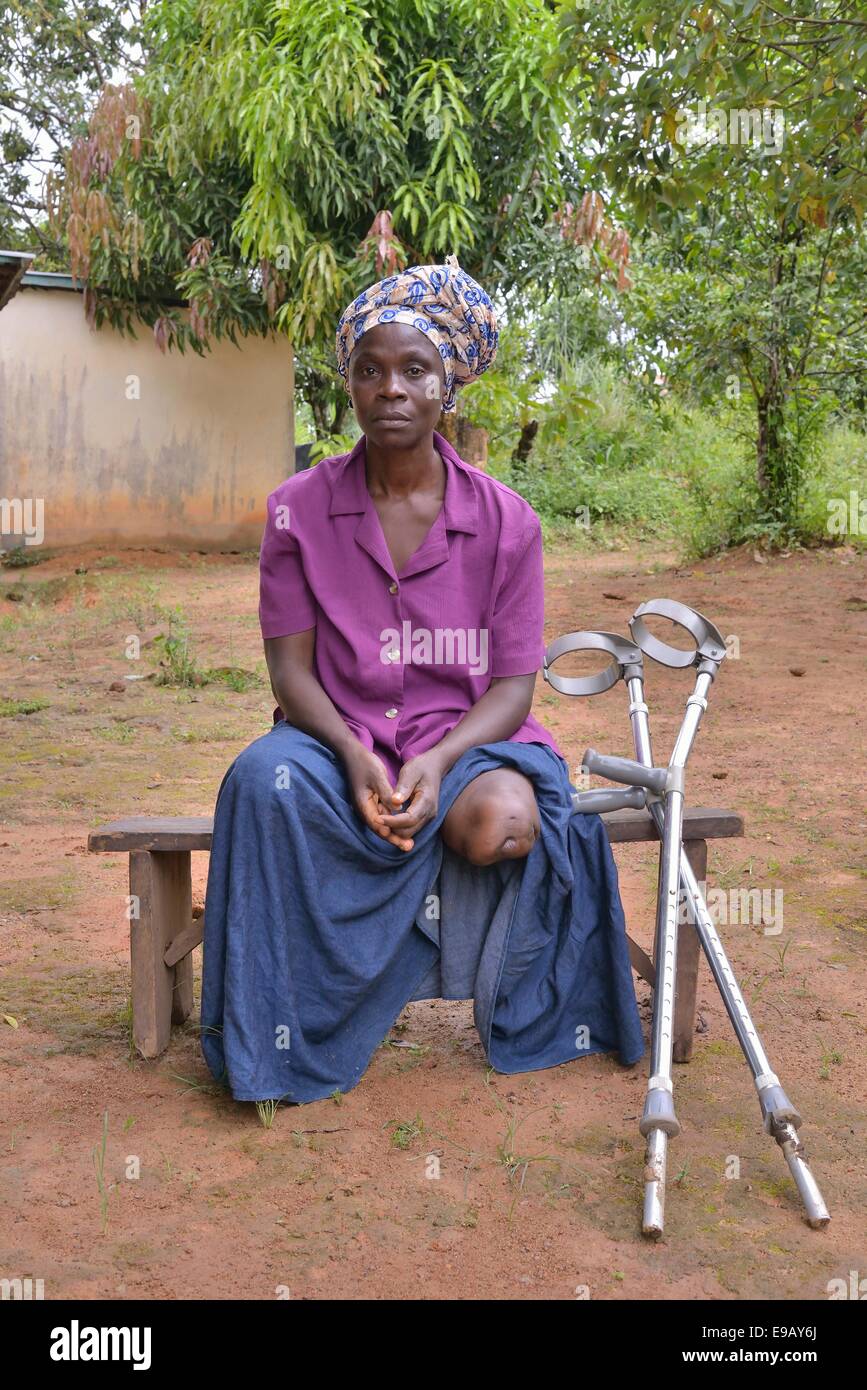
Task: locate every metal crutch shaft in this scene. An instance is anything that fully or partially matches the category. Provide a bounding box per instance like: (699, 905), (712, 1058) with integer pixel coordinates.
(638, 669), (712, 1234)
(625, 674), (830, 1230)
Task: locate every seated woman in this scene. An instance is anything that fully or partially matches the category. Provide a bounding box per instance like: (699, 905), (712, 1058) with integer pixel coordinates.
(201, 257), (643, 1105)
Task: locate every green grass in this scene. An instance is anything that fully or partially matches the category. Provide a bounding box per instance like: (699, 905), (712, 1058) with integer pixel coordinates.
(206, 666), (260, 693)
(1, 546), (46, 568)
(255, 1100), (279, 1129)
(170, 723), (247, 743)
(0, 964), (129, 1055)
(389, 1114), (424, 1150)
(496, 1113), (556, 1191)
(92, 1110), (112, 1236)
(0, 697), (50, 716)
(147, 604), (261, 692)
(96, 721), (138, 743)
(151, 627), (208, 687)
(0, 869), (78, 914)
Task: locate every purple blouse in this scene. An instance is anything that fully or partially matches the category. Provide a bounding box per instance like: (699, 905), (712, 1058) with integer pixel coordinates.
(258, 430), (564, 785)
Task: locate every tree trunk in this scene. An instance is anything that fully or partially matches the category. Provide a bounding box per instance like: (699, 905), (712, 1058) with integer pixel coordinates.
(437, 410), (459, 445)
(307, 380), (351, 440)
(311, 393), (330, 439)
(457, 420), (488, 469)
(512, 419), (538, 465)
(756, 370), (789, 519)
(756, 250), (793, 520)
(756, 392), (771, 497)
(331, 397), (352, 436)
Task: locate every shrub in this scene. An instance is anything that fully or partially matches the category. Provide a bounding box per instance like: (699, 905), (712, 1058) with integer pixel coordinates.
(486, 360), (867, 558)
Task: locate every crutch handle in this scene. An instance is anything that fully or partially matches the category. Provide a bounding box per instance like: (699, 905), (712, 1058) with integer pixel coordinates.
(544, 630), (643, 696)
(583, 748), (669, 795)
(572, 787), (647, 814)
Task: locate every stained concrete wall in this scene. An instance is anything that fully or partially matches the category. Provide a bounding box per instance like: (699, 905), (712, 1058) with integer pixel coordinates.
(0, 286), (294, 550)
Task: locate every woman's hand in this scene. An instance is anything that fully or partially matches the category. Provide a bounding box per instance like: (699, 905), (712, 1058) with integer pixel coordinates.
(376, 750), (445, 848)
(342, 744), (414, 851)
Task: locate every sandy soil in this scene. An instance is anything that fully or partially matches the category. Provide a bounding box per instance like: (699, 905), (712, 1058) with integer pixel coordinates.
(0, 538), (864, 1301)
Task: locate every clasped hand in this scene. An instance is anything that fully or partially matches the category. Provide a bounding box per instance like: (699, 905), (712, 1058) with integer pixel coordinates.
(344, 745), (443, 851)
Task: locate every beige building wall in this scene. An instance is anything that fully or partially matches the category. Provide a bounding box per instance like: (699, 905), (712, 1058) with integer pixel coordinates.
(0, 287), (294, 549)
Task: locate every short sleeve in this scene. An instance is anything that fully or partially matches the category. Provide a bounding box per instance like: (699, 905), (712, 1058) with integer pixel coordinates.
(258, 491), (317, 639)
(490, 514), (546, 677)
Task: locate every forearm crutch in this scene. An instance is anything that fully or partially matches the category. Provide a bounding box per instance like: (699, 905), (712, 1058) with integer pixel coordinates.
(544, 603), (830, 1237)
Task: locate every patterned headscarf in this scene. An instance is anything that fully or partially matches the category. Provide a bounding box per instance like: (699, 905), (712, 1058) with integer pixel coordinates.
(335, 254), (498, 413)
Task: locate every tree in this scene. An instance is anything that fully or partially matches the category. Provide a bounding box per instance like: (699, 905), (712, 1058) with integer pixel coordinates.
(555, 0), (867, 529)
(0, 1), (143, 252)
(53, 0), (629, 436)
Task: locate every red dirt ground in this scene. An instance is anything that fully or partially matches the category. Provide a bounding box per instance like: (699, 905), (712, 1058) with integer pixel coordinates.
(1, 539), (864, 1300)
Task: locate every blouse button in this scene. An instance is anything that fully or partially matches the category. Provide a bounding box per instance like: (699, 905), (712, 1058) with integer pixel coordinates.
(388, 582), (399, 594)
(386, 648), (400, 662)
(385, 707), (398, 719)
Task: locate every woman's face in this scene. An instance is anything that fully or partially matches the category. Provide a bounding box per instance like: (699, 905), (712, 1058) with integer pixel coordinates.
(347, 322), (446, 447)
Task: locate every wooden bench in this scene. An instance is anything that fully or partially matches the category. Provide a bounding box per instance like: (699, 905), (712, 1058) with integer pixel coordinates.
(88, 807), (744, 1063)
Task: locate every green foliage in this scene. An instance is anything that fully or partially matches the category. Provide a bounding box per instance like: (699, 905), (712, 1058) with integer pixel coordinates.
(459, 284), (625, 459)
(9, 0), (866, 552)
(0, 1), (142, 251)
(555, 0), (867, 230)
(619, 227), (867, 535)
(554, 1), (867, 534)
(151, 611), (207, 688)
(204, 666), (259, 693)
(490, 359), (867, 558)
(455, 319), (546, 454)
(149, 608), (263, 688)
(308, 432), (359, 466)
(799, 424), (867, 546)
(60, 0), (604, 435)
(390, 1114), (424, 1149)
(0, 547), (46, 568)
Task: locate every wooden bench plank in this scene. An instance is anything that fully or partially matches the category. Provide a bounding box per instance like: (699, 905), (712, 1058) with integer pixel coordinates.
(89, 806), (744, 853)
(603, 807), (744, 842)
(89, 817), (214, 852)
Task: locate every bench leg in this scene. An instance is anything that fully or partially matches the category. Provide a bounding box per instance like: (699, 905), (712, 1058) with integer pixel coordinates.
(129, 850), (193, 1058)
(673, 839), (706, 1063)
